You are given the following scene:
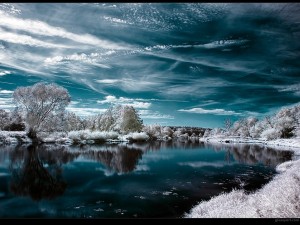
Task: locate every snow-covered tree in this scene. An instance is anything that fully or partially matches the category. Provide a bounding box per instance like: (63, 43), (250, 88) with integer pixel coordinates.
(97, 107), (114, 131)
(210, 127), (225, 136)
(143, 124), (162, 140)
(0, 108), (25, 131)
(230, 117), (258, 138)
(0, 109), (10, 130)
(63, 112), (82, 132)
(224, 118), (233, 135)
(94, 105), (143, 134)
(118, 105), (143, 134)
(162, 126), (173, 137)
(274, 105), (299, 138)
(13, 82), (71, 140)
(202, 129), (211, 138)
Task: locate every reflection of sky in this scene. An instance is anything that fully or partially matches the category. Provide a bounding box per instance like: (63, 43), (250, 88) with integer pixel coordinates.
(178, 161), (235, 168)
(0, 3), (300, 127)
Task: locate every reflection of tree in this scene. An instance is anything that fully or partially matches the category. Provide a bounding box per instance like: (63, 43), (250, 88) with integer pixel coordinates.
(74, 141), (206, 173)
(124, 140), (205, 153)
(9, 144), (78, 201)
(204, 143), (293, 167)
(83, 145), (143, 173)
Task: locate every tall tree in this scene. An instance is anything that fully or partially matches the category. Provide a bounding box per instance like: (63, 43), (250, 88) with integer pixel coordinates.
(13, 82), (71, 141)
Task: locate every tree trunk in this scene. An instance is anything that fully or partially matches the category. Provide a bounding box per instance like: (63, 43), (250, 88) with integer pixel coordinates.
(27, 128), (38, 142)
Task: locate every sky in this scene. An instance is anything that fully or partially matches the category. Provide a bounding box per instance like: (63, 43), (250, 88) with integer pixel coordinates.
(0, 3), (299, 128)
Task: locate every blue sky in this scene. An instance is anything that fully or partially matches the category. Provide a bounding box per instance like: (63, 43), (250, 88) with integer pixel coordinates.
(0, 3), (299, 128)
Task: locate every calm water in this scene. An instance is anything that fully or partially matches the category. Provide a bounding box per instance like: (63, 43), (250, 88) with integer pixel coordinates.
(0, 141), (293, 218)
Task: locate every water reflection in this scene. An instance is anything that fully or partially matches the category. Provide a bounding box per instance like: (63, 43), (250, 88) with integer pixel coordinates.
(203, 143), (293, 167)
(9, 145), (69, 201)
(81, 146), (143, 173)
(0, 141), (293, 202)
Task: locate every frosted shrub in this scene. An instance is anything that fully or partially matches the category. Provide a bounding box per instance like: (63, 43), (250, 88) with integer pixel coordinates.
(143, 124), (162, 140)
(261, 128), (281, 140)
(172, 130), (181, 138)
(162, 126), (173, 137)
(126, 132), (149, 142)
(202, 129), (211, 138)
(68, 130), (119, 143)
(210, 128), (225, 137)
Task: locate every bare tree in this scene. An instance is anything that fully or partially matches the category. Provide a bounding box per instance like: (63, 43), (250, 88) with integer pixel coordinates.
(13, 82), (71, 141)
(265, 115), (274, 128)
(224, 118), (233, 133)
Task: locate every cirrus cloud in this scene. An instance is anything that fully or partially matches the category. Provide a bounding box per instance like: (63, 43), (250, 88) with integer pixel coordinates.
(97, 95), (151, 109)
(178, 107), (241, 116)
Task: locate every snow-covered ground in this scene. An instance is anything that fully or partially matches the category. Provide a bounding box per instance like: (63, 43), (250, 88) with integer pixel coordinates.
(0, 130), (150, 145)
(185, 136), (300, 218)
(200, 136), (300, 156)
(0, 131), (31, 144)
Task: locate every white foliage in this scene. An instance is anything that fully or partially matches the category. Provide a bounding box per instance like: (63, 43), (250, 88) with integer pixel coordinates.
(142, 124), (162, 139)
(202, 129), (211, 138)
(226, 104), (300, 139)
(209, 128), (225, 137)
(0, 131), (31, 143)
(125, 132), (149, 142)
(68, 130), (119, 142)
(0, 109), (10, 130)
(13, 82), (71, 136)
(162, 126), (173, 137)
(95, 105), (143, 134)
(261, 128), (281, 140)
(185, 159), (300, 218)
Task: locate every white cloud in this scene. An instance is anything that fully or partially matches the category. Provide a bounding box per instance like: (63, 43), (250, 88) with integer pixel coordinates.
(44, 53), (111, 68)
(202, 39), (249, 49)
(139, 110), (174, 119)
(70, 101), (80, 105)
(0, 97), (14, 109)
(0, 3), (21, 15)
(66, 107), (107, 117)
(119, 79), (158, 92)
(127, 101), (151, 109)
(0, 28), (71, 49)
(95, 79), (119, 84)
(277, 84), (300, 96)
(141, 39), (249, 53)
(97, 95), (151, 109)
(95, 78), (160, 92)
(178, 107), (241, 116)
(0, 70), (11, 76)
(103, 16), (133, 25)
(0, 90), (13, 94)
(0, 10), (127, 50)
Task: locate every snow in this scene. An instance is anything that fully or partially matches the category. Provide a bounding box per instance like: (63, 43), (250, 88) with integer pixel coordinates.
(123, 132), (149, 142)
(0, 131), (31, 144)
(68, 130), (119, 143)
(185, 158), (300, 218)
(200, 136), (300, 156)
(0, 130), (151, 144)
(185, 137), (300, 218)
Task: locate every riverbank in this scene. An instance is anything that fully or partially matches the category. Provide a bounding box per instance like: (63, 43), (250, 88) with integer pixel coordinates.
(185, 136), (300, 218)
(0, 130), (151, 145)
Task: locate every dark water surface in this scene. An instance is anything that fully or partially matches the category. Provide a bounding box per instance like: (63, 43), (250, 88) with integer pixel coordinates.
(0, 141), (293, 218)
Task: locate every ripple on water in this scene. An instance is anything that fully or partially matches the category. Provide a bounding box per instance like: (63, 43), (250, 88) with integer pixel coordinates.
(134, 195), (146, 199)
(93, 208), (104, 212)
(0, 173), (9, 177)
(114, 209), (127, 215)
